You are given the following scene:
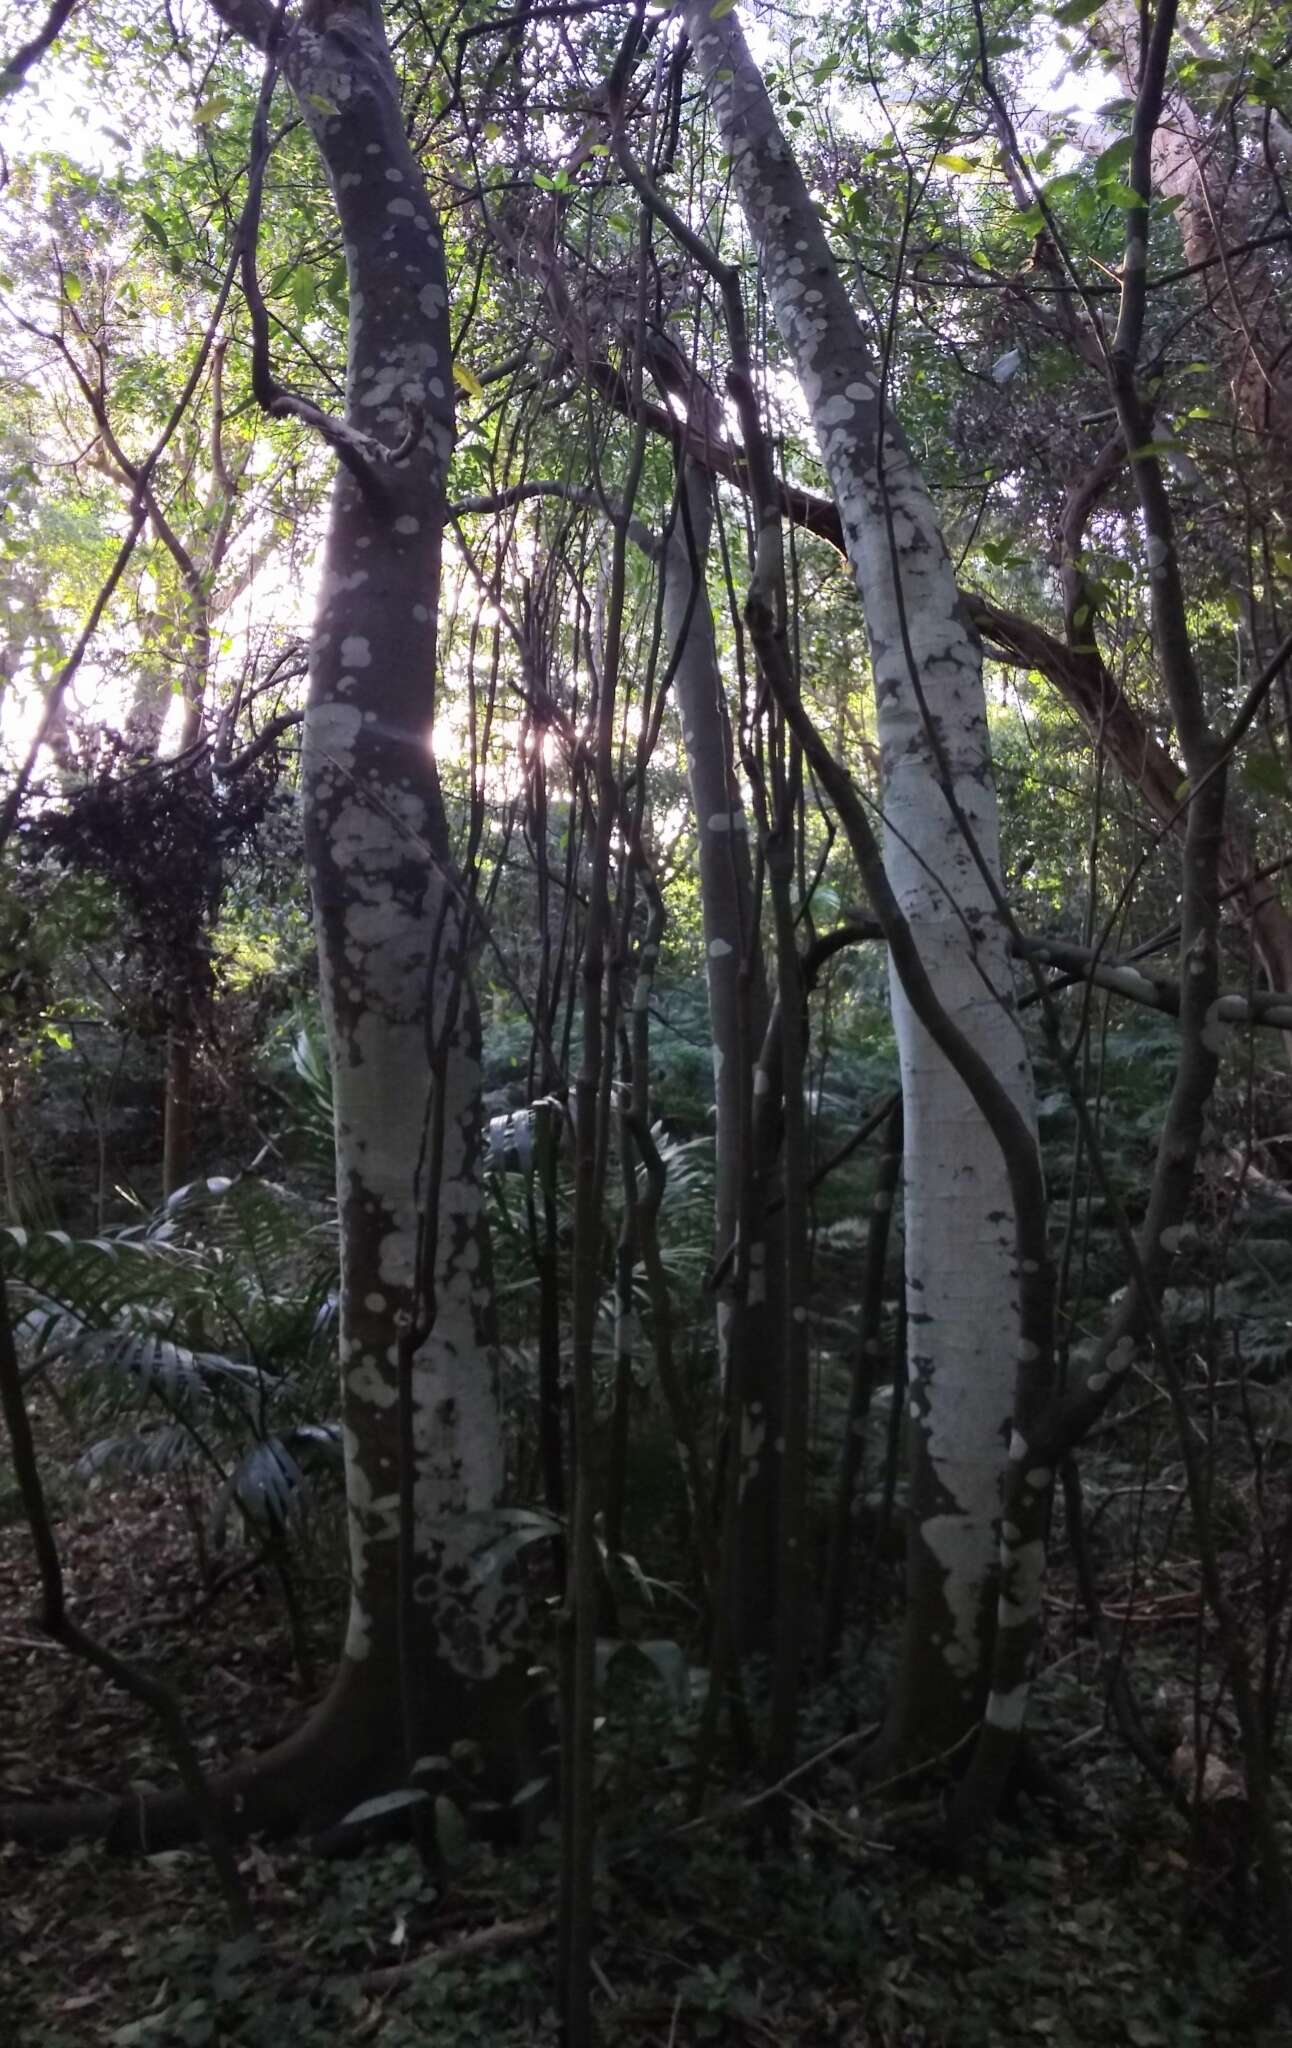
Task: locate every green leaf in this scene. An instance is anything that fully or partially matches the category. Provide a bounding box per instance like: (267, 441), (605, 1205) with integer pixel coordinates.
(193, 93), (233, 126)
(634, 1637), (691, 1709)
(709, 0), (737, 17)
(436, 1794), (470, 1864)
(1106, 182), (1148, 208)
(64, 273), (82, 303)
(111, 2020), (160, 2046)
(289, 266), (316, 321)
(1054, 0), (1104, 24)
(213, 1933), (261, 1989)
(934, 152), (976, 173)
(337, 1787), (431, 1830)
(510, 1774), (552, 1813)
(1243, 752), (1289, 801)
(1093, 136), (1134, 179)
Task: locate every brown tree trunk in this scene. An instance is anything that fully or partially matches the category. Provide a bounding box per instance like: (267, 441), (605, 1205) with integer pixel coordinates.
(162, 1021), (193, 1200)
(660, 460), (781, 1648)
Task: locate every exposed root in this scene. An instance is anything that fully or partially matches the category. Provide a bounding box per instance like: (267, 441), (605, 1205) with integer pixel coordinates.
(0, 1660), (413, 1852)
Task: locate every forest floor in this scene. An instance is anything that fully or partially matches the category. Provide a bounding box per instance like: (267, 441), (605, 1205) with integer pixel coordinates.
(2, 1398), (1290, 2048)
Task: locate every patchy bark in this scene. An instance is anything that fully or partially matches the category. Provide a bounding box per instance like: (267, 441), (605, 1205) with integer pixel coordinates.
(682, 0), (1039, 1757)
(208, 0), (533, 1811)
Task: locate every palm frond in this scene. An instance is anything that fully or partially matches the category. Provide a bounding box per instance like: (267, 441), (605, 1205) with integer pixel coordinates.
(1, 1222), (194, 1333)
(57, 1327), (277, 1403)
(76, 1424), (198, 1480)
(210, 1424), (342, 1542)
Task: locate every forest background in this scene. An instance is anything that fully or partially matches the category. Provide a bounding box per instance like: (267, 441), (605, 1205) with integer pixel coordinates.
(3, 0), (1292, 2043)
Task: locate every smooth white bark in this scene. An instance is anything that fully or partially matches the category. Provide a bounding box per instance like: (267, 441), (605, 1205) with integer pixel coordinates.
(683, 3), (1036, 1725)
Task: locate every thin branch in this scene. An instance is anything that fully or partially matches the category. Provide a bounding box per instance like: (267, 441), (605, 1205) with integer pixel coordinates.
(347, 1911), (555, 1993)
(451, 479), (657, 556)
(235, 51), (395, 492)
(1, 0), (79, 85)
(214, 705), (304, 775)
(0, 498), (148, 846)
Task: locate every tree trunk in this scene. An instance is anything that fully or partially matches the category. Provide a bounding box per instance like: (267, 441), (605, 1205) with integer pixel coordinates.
(660, 460), (780, 1645)
(683, 2), (1037, 1757)
(162, 1020), (193, 1200)
(577, 371), (1292, 1022)
(211, 0), (533, 1808)
(1122, 14), (1292, 459)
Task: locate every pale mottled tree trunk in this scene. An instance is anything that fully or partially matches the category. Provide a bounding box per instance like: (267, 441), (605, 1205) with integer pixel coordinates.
(683, 2), (1037, 1753)
(212, 0), (531, 1808)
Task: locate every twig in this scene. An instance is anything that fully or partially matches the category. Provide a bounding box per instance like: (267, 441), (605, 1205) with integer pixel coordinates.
(1, 0), (78, 85)
(349, 1910), (554, 1992)
(612, 1721), (882, 1863)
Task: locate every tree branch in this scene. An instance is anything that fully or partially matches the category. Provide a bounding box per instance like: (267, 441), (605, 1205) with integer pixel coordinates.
(1, 0), (79, 86)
